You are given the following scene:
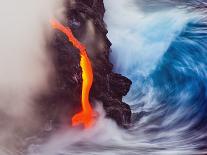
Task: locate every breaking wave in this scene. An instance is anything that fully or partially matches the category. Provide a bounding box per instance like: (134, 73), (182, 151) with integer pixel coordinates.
(104, 0), (207, 154)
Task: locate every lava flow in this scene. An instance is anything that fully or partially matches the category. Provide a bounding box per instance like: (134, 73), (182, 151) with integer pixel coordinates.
(51, 19), (96, 128)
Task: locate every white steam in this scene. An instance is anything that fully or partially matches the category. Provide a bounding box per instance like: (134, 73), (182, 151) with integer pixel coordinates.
(26, 105), (134, 155)
(0, 0), (64, 153)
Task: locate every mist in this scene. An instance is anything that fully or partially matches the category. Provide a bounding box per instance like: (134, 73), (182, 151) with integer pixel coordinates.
(0, 0), (64, 153)
(104, 0), (191, 77)
(26, 104), (132, 155)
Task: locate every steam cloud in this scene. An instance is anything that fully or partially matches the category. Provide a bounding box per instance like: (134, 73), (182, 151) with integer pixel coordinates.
(0, 0), (64, 153)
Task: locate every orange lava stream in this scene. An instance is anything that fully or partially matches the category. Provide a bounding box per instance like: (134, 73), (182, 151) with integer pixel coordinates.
(51, 19), (95, 128)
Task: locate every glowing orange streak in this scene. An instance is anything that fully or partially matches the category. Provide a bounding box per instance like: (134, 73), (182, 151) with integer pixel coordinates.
(51, 19), (95, 128)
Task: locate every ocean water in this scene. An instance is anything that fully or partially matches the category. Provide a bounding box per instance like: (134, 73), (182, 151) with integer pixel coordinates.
(24, 0), (207, 155)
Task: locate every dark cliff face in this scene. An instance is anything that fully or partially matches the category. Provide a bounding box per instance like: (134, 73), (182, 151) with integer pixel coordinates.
(41, 0), (132, 127)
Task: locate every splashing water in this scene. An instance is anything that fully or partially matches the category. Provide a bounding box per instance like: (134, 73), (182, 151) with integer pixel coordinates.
(51, 20), (96, 128)
(104, 0), (207, 153)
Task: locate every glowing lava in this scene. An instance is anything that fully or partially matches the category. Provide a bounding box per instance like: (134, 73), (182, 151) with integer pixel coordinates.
(51, 19), (96, 128)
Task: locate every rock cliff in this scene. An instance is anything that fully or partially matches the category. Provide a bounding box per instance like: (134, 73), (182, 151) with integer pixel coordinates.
(41, 0), (132, 127)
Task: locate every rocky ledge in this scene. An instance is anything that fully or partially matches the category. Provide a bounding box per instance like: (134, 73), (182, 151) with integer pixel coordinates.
(40, 0), (132, 127)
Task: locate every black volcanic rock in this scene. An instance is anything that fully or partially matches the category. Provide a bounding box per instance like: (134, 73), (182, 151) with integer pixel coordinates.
(41, 0), (132, 127)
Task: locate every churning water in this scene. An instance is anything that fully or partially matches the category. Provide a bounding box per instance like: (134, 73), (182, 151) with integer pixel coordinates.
(24, 0), (207, 155)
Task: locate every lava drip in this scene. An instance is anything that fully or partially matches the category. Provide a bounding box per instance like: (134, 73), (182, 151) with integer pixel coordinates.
(51, 19), (96, 128)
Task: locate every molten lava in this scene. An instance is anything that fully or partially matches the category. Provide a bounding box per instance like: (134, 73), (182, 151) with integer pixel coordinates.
(51, 19), (96, 128)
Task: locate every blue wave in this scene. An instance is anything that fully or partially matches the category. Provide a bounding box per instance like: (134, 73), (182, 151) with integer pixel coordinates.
(104, 0), (207, 152)
(150, 20), (207, 129)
